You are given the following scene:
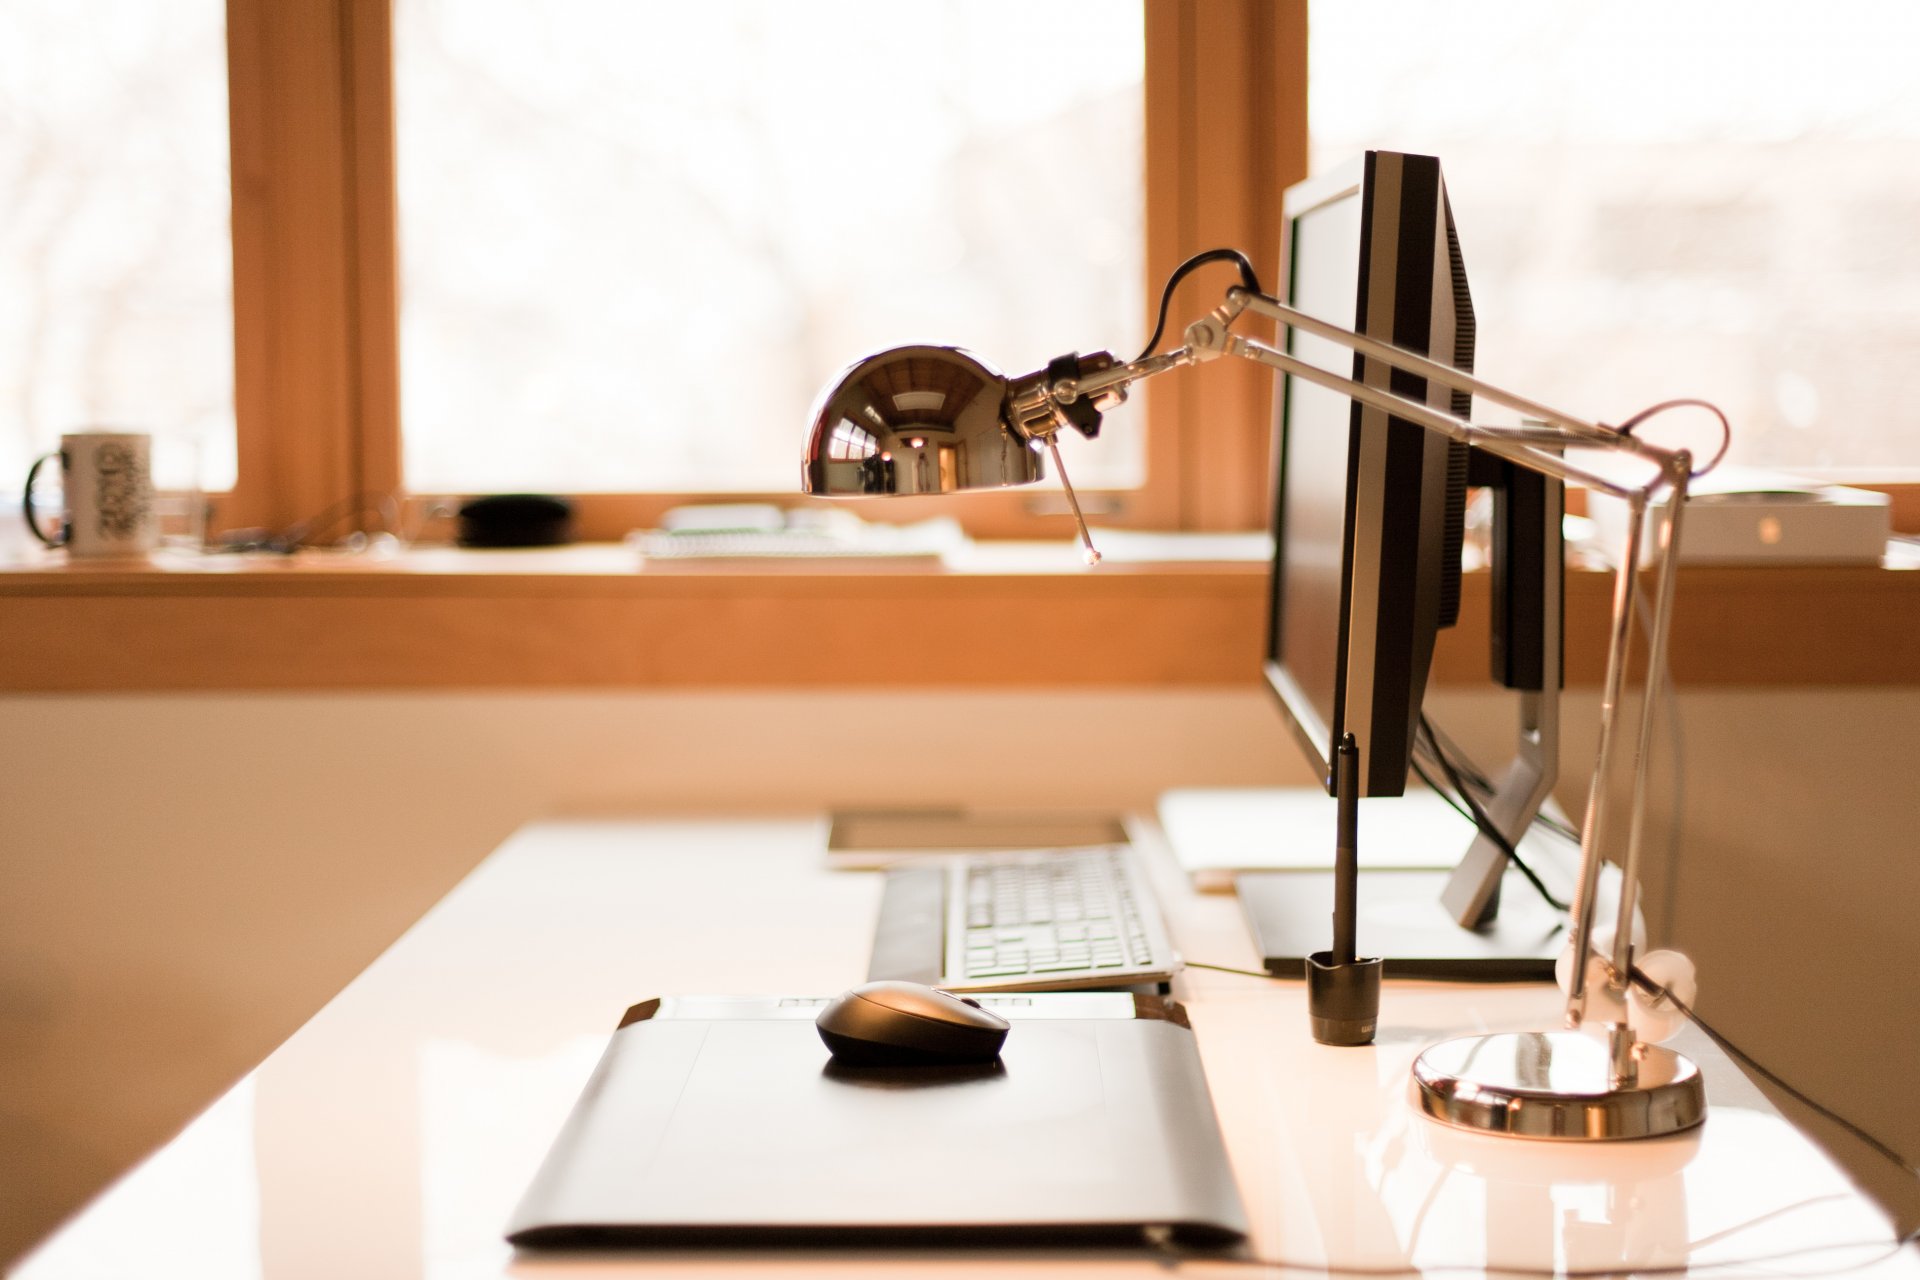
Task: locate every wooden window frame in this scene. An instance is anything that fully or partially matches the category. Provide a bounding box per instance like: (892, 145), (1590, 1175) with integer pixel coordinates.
(219, 0), (1307, 541)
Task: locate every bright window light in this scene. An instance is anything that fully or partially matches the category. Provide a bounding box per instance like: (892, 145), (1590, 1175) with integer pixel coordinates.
(395, 0), (1145, 496)
(0, 0), (235, 492)
(1311, 1), (1920, 477)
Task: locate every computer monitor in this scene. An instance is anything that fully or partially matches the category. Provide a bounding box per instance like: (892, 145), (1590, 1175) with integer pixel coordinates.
(1265, 150), (1471, 801)
(1246, 151), (1569, 977)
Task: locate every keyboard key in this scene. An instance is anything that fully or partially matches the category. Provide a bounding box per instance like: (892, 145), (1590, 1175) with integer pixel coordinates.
(920, 846), (1172, 988)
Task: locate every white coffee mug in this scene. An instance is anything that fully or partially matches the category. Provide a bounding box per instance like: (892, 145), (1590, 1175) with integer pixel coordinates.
(23, 431), (157, 559)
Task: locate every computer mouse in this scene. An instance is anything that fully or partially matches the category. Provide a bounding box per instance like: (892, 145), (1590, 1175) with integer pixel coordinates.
(815, 980), (1010, 1066)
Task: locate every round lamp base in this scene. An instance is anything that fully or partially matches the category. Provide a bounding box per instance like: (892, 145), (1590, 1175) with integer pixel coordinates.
(1412, 1030), (1706, 1141)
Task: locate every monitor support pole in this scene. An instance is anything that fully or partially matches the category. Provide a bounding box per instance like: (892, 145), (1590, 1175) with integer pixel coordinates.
(1439, 461), (1563, 931)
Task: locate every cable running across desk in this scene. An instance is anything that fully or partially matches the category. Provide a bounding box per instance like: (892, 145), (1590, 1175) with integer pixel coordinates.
(1148, 1231), (1910, 1277)
(1627, 965), (1920, 1189)
(1182, 959), (1920, 1246)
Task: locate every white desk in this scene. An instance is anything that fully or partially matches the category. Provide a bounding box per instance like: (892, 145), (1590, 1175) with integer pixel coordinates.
(16, 817), (1916, 1278)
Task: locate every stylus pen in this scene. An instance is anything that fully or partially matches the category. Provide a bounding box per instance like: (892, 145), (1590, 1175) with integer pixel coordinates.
(1333, 734), (1359, 966)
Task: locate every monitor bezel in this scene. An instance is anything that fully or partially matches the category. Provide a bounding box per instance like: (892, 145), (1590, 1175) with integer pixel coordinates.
(1263, 151), (1464, 800)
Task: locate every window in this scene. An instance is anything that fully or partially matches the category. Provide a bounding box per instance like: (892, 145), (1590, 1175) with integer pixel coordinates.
(0, 2), (1288, 540)
(0, 0), (235, 495)
(207, 0), (1296, 539)
(393, 0), (1146, 497)
(1310, 1), (1920, 477)
(39, 6), (1910, 547)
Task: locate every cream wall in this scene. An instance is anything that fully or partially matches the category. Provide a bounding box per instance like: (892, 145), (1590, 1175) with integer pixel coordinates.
(3, 686), (1917, 1261)
(0, 689), (1300, 1262)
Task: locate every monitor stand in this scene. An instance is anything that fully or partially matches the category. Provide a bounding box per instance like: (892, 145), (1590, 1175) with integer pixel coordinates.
(1234, 679), (1572, 982)
(1436, 685), (1560, 931)
(1237, 864), (1566, 982)
(1433, 457), (1568, 933)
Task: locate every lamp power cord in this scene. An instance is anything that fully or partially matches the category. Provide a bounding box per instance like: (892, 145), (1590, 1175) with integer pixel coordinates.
(1136, 248), (1264, 363)
(1171, 962), (1920, 1274)
(1143, 1228), (1910, 1277)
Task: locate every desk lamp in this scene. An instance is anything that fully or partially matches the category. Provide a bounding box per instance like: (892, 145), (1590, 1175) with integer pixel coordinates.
(801, 259), (1708, 1141)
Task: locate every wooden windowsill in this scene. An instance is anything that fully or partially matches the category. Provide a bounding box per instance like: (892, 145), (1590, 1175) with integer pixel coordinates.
(3, 543), (1916, 692)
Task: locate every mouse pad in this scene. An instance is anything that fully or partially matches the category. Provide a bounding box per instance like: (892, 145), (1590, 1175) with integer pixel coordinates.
(507, 993), (1246, 1248)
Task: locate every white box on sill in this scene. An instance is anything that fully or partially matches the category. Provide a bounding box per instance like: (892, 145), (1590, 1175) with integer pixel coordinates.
(1586, 467), (1890, 567)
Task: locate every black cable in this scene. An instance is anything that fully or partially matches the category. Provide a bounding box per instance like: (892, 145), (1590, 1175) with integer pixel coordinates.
(1179, 959), (1920, 1263)
(1416, 714), (1569, 913)
(1417, 716), (1495, 796)
(1533, 810), (1583, 845)
(1408, 754), (1484, 830)
(1417, 716), (1580, 867)
(1148, 1234), (1908, 1277)
(1415, 718), (1501, 805)
(1186, 960), (1282, 980)
(1136, 248), (1264, 362)
(1416, 717), (1584, 847)
(1187, 962), (1920, 1193)
(1627, 966), (1920, 1184)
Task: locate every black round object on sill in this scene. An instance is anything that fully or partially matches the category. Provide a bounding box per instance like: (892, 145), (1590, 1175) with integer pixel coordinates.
(457, 494), (575, 548)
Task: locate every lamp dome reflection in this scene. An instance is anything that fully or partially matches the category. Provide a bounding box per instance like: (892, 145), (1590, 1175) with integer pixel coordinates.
(801, 345), (1046, 496)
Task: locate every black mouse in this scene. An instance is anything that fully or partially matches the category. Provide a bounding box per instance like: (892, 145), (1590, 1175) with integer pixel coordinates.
(815, 980), (1010, 1066)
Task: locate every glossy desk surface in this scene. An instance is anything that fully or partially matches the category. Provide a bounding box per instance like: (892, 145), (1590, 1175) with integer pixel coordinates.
(17, 817), (1916, 1278)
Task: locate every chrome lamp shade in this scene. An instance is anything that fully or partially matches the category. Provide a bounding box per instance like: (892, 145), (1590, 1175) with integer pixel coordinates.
(801, 346), (1046, 497)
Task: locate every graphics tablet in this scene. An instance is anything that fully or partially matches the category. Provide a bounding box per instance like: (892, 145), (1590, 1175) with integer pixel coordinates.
(508, 992), (1247, 1249)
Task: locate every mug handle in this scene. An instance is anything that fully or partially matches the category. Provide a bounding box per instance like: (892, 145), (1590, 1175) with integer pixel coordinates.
(23, 451), (68, 547)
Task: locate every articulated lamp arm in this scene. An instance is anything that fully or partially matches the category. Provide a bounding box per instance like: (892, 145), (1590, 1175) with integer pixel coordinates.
(802, 266), (1704, 1053)
(1030, 284), (1696, 1041)
(803, 233), (1725, 1136)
